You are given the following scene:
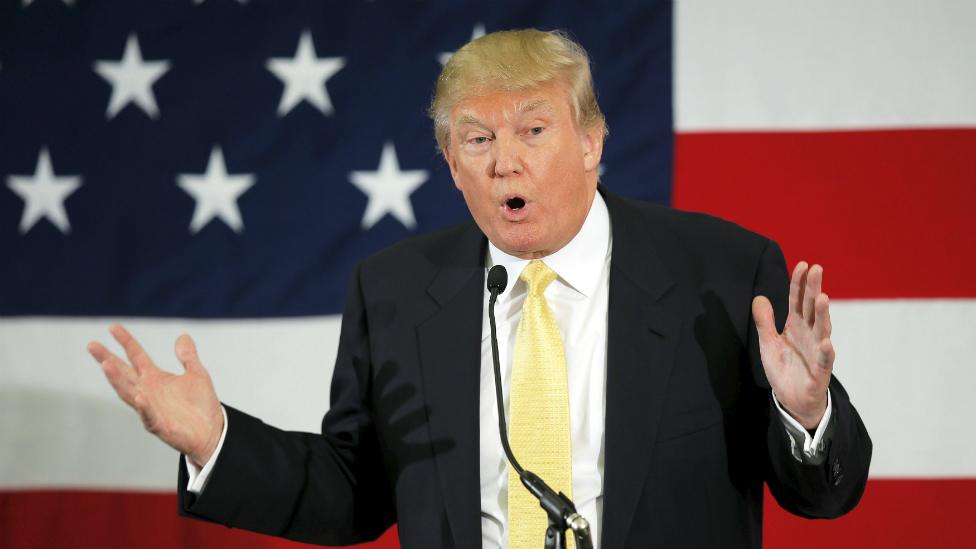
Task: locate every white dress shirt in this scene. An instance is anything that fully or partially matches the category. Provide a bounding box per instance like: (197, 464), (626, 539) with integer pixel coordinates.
(187, 192), (832, 549)
(479, 191), (613, 549)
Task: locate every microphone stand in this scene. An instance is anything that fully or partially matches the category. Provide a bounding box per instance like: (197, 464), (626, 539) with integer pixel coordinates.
(488, 267), (594, 549)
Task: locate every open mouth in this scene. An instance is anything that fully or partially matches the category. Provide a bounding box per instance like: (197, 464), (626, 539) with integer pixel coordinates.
(505, 197), (526, 210)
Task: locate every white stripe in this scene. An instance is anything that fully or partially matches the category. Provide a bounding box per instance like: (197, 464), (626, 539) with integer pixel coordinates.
(1, 300), (973, 489)
(828, 299), (976, 478)
(0, 317), (341, 490)
(675, 0), (976, 130)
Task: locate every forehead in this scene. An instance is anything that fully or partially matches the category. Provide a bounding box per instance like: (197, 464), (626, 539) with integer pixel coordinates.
(450, 84), (573, 126)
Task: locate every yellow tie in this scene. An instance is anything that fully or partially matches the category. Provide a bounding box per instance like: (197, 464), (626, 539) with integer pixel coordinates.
(508, 260), (573, 549)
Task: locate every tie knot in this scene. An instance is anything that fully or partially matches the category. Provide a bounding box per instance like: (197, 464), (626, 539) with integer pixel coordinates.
(520, 260), (557, 296)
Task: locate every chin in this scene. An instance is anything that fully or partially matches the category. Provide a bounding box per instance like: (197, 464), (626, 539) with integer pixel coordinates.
(496, 235), (551, 259)
(494, 226), (533, 248)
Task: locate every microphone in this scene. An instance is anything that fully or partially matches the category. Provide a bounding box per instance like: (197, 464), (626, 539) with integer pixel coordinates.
(487, 264), (508, 295)
(486, 265), (593, 549)
(487, 266), (523, 476)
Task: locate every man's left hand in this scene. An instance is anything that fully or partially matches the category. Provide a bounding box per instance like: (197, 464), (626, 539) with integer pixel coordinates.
(752, 261), (834, 430)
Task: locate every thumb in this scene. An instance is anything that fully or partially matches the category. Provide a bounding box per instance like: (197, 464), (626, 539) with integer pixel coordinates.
(174, 334), (203, 373)
(752, 295), (779, 344)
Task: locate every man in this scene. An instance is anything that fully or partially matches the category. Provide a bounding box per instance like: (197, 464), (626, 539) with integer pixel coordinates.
(88, 29), (870, 548)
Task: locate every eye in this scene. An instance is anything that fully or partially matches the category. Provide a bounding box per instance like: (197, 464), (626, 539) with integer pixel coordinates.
(528, 126), (544, 136)
(468, 136), (490, 145)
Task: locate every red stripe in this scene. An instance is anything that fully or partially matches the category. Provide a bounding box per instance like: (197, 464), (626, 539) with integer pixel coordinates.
(764, 479), (976, 548)
(2, 481), (972, 547)
(0, 491), (398, 549)
(673, 129), (976, 298)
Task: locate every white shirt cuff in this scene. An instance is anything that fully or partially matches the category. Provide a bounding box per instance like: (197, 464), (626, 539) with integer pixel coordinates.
(772, 389), (832, 464)
(185, 405), (228, 495)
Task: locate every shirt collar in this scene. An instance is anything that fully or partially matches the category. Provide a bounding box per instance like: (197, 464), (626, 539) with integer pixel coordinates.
(487, 191), (611, 298)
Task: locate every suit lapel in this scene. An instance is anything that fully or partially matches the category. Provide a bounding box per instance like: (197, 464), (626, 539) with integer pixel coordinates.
(600, 190), (681, 549)
(411, 190), (682, 548)
(416, 224), (486, 549)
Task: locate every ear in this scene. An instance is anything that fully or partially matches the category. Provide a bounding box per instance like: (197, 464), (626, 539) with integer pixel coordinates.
(580, 124), (604, 173)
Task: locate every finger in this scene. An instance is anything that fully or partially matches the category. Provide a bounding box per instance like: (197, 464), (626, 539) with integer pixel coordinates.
(752, 295), (779, 343)
(813, 292), (832, 340)
(789, 261), (809, 317)
(110, 324), (156, 375)
(87, 340), (122, 365)
(88, 341), (136, 385)
(816, 338), (836, 372)
(174, 334), (204, 374)
(91, 345), (139, 406)
(803, 264), (823, 326)
(88, 341), (137, 395)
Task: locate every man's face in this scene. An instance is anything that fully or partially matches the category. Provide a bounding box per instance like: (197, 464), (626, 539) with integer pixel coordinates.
(443, 83), (603, 259)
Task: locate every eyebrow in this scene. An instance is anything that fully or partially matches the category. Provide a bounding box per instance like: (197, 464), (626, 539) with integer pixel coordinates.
(453, 99), (556, 132)
(454, 114), (488, 130)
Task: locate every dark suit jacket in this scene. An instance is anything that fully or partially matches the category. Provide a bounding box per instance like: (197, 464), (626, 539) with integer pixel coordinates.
(178, 187), (871, 548)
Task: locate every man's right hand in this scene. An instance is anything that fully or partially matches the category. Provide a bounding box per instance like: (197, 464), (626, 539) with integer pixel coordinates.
(87, 324), (224, 467)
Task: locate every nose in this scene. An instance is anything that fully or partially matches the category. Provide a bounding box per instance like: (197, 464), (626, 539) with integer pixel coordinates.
(491, 135), (523, 178)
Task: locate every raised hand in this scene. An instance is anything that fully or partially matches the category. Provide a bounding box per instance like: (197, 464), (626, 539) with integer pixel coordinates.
(87, 324), (224, 466)
(752, 262), (834, 429)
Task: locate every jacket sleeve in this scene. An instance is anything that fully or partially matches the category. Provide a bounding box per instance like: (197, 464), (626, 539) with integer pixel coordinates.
(748, 239), (872, 518)
(177, 263), (396, 545)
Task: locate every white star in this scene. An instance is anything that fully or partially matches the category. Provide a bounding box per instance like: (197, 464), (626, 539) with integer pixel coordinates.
(349, 142), (429, 230)
(177, 147), (256, 234)
(6, 148), (82, 235)
(266, 30), (345, 116)
(93, 34), (171, 119)
(439, 23), (486, 65)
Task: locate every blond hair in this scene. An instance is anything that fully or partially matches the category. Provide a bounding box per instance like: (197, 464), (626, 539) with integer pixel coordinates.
(429, 29), (608, 151)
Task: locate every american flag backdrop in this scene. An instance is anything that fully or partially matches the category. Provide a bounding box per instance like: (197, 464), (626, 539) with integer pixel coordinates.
(0, 1), (972, 548)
